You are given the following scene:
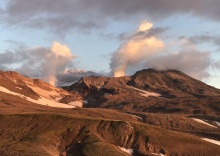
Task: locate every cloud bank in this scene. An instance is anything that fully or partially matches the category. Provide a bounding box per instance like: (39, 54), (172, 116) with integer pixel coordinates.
(1, 0), (220, 34)
(110, 21), (212, 80)
(0, 41), (75, 86)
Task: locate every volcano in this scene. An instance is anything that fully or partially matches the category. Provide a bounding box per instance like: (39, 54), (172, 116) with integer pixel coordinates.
(67, 68), (220, 115)
(0, 69), (219, 156)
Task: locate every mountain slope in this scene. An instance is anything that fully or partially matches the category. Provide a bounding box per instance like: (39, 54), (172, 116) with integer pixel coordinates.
(1, 113), (220, 156)
(66, 69), (220, 115)
(0, 71), (82, 108)
(129, 69), (220, 97)
(0, 69), (220, 156)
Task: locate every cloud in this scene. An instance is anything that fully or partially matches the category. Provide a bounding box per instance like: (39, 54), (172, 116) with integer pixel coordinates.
(1, 0), (220, 35)
(110, 21), (213, 80)
(0, 41), (76, 86)
(214, 61), (220, 69)
(180, 35), (220, 50)
(142, 48), (211, 80)
(117, 27), (168, 41)
(110, 20), (165, 77)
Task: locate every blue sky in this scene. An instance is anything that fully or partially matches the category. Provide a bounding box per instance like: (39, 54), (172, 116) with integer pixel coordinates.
(0, 0), (220, 88)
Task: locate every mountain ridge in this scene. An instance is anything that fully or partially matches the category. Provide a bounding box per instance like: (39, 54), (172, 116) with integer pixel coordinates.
(0, 69), (220, 155)
(66, 68), (220, 115)
(68, 68), (220, 97)
(0, 70), (82, 108)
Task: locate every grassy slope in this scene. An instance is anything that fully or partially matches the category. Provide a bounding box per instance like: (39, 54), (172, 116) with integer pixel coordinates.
(0, 114), (220, 156)
(0, 88), (220, 155)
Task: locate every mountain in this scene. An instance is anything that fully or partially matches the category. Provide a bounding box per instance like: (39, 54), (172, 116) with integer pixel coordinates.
(0, 70), (82, 109)
(67, 68), (220, 115)
(0, 69), (220, 156)
(129, 69), (220, 97)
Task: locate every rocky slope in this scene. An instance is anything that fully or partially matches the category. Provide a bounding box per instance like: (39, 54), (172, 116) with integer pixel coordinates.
(1, 113), (220, 156)
(66, 69), (220, 115)
(0, 70), (82, 108)
(129, 69), (220, 97)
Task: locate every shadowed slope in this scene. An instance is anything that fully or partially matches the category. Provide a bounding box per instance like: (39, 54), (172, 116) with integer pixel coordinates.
(67, 69), (220, 115)
(1, 114), (220, 156)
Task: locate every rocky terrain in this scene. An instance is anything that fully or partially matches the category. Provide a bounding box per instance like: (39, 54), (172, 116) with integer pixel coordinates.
(67, 69), (220, 115)
(0, 69), (220, 156)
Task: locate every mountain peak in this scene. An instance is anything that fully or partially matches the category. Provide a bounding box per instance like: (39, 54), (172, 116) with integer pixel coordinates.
(134, 68), (184, 75)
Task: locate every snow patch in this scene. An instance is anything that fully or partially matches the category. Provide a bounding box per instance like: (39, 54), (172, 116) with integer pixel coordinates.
(16, 87), (22, 90)
(82, 100), (88, 104)
(27, 83), (63, 100)
(28, 96), (76, 108)
(125, 113), (143, 120)
(127, 86), (160, 97)
(0, 86), (77, 108)
(118, 146), (133, 155)
(202, 138), (220, 146)
(68, 101), (83, 107)
(192, 118), (218, 128)
(214, 121), (220, 127)
(55, 96), (62, 102)
(151, 153), (165, 156)
(0, 86), (19, 96)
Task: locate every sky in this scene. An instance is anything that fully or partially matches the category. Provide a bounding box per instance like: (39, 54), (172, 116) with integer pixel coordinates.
(0, 0), (220, 88)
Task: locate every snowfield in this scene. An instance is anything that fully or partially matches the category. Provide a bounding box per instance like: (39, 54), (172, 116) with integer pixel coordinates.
(214, 121), (220, 127)
(151, 153), (165, 156)
(192, 118), (218, 128)
(26, 83), (63, 100)
(15, 87), (22, 90)
(0, 86), (81, 108)
(202, 138), (220, 146)
(127, 86), (161, 97)
(118, 146), (133, 155)
(68, 101), (83, 107)
(124, 113), (143, 120)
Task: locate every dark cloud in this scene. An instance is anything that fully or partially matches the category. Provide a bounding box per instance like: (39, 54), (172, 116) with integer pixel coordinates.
(0, 43), (50, 74)
(132, 27), (168, 40)
(1, 0), (220, 34)
(180, 35), (220, 47)
(113, 27), (168, 41)
(117, 33), (129, 41)
(179, 35), (220, 52)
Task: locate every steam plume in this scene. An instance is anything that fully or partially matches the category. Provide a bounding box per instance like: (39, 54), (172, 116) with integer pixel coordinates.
(110, 20), (165, 77)
(110, 20), (212, 80)
(0, 41), (75, 86)
(42, 42), (75, 86)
